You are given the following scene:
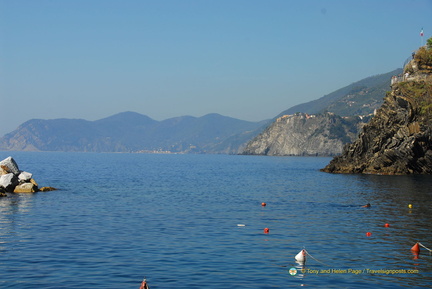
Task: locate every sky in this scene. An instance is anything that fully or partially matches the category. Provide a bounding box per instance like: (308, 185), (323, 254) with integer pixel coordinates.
(0, 0), (431, 136)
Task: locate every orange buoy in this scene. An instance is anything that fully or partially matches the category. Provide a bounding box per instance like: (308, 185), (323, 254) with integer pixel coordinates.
(384, 223), (390, 227)
(411, 242), (420, 253)
(264, 228), (269, 234)
(139, 278), (149, 289)
(366, 232), (372, 237)
(261, 202), (267, 207)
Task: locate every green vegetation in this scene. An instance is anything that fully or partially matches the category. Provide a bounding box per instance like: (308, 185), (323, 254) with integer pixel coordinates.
(397, 81), (431, 98)
(279, 69), (402, 118)
(420, 102), (432, 116)
(419, 82), (432, 116)
(414, 40), (432, 72)
(395, 80), (432, 116)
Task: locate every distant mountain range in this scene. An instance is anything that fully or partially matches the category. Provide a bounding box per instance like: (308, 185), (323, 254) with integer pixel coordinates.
(0, 112), (268, 153)
(0, 68), (401, 154)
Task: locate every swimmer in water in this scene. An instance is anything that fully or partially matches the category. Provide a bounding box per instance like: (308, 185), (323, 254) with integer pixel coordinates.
(362, 203), (371, 208)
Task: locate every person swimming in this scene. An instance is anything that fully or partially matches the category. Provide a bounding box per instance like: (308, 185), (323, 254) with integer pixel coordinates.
(362, 203), (371, 208)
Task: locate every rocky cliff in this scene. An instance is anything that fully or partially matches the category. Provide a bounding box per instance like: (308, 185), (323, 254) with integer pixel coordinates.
(322, 45), (432, 174)
(241, 113), (366, 156)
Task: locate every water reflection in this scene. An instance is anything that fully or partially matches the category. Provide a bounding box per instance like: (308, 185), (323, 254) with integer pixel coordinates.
(0, 194), (35, 251)
(0, 194), (34, 214)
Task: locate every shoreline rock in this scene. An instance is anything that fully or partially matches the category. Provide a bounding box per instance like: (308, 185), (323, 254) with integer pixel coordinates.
(0, 156), (57, 195)
(322, 45), (432, 174)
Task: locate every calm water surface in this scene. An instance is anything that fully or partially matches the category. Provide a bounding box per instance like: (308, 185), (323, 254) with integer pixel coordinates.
(0, 152), (431, 288)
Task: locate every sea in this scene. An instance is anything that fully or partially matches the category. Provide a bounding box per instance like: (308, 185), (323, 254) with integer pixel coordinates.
(0, 152), (431, 289)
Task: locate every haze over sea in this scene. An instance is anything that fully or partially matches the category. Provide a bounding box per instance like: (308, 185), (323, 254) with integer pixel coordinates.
(0, 152), (431, 288)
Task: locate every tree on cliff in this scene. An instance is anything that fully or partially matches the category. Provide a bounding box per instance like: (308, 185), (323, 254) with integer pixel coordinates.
(415, 38), (432, 72)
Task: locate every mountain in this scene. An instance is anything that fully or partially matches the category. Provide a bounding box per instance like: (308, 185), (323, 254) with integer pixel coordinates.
(241, 69), (400, 156)
(278, 68), (402, 117)
(0, 68), (404, 156)
(241, 113), (366, 156)
(322, 45), (432, 174)
(0, 112), (268, 153)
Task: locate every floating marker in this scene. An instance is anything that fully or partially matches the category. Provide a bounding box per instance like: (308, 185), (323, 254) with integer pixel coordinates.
(366, 232), (372, 237)
(264, 228), (269, 234)
(261, 202), (267, 207)
(408, 204), (413, 209)
(139, 278), (149, 289)
(384, 223), (390, 227)
(295, 249), (306, 264)
(411, 242), (420, 253)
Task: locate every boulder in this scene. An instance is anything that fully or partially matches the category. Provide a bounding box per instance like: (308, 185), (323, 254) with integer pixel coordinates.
(0, 156), (56, 194)
(0, 166), (8, 175)
(0, 157), (20, 175)
(0, 173), (19, 192)
(18, 171), (33, 182)
(30, 178), (38, 187)
(39, 186), (57, 192)
(14, 182), (38, 193)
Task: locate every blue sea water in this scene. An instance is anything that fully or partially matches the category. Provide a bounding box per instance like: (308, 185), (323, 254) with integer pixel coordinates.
(0, 152), (431, 289)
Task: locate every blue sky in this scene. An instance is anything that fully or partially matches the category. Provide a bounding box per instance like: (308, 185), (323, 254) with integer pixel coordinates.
(1, 0), (431, 136)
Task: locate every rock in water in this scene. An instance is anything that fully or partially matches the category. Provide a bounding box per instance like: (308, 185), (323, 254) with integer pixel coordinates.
(0, 156), (50, 194)
(0, 156), (20, 175)
(0, 173), (19, 191)
(14, 182), (38, 193)
(18, 171), (33, 182)
(322, 45), (432, 175)
(39, 186), (57, 192)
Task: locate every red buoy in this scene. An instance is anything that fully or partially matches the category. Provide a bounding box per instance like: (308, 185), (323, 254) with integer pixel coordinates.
(384, 223), (390, 227)
(366, 232), (372, 237)
(139, 278), (149, 289)
(264, 228), (269, 234)
(411, 242), (420, 253)
(261, 202), (267, 207)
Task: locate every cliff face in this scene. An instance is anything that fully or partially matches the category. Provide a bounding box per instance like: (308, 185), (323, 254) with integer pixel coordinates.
(322, 46), (432, 174)
(241, 113), (365, 156)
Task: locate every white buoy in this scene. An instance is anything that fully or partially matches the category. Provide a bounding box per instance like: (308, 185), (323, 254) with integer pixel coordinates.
(295, 249), (306, 264)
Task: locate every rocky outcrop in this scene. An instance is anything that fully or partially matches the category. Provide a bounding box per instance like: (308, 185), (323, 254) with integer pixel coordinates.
(322, 46), (432, 174)
(0, 173), (18, 193)
(241, 113), (366, 156)
(0, 156), (56, 195)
